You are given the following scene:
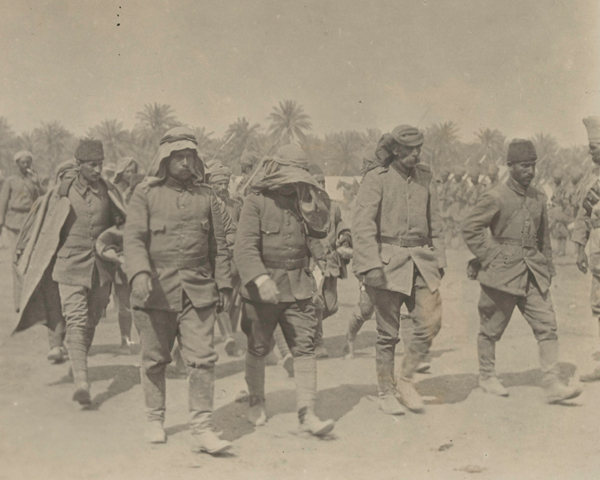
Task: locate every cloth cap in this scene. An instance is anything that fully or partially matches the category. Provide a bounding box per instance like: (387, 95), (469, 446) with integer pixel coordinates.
(273, 144), (309, 170)
(75, 139), (104, 162)
(14, 150), (33, 162)
(583, 116), (600, 143)
(391, 125), (424, 147)
(209, 162), (232, 184)
(507, 139), (537, 165)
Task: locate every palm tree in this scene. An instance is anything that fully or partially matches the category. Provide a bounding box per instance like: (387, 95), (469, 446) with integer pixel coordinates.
(87, 119), (130, 165)
(221, 117), (262, 166)
(325, 131), (363, 176)
(475, 128), (506, 165)
(530, 132), (559, 182)
(32, 121), (75, 173)
(133, 103), (180, 152)
(267, 100), (312, 146)
(421, 121), (461, 169)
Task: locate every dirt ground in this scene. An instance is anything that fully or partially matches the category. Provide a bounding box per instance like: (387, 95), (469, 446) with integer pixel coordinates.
(2, 242), (600, 480)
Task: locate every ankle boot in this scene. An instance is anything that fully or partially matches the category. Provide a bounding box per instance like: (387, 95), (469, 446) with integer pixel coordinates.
(140, 368), (167, 438)
(376, 353), (404, 415)
(295, 356), (335, 436)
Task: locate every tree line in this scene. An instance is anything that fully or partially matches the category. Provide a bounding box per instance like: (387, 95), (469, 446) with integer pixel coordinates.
(0, 100), (590, 182)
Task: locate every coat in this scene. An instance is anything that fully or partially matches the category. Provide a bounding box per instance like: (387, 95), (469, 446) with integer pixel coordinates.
(124, 177), (232, 312)
(321, 201), (350, 279)
(13, 177), (125, 334)
(462, 177), (555, 296)
(572, 167), (600, 274)
(234, 190), (319, 303)
(352, 162), (446, 295)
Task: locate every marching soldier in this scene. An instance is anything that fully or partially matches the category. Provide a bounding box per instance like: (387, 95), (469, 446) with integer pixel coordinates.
(113, 157), (139, 204)
(462, 139), (581, 403)
(574, 116), (600, 382)
(467, 165), (484, 207)
(447, 165), (469, 247)
(124, 127), (233, 453)
(0, 151), (45, 251)
(548, 168), (570, 257)
(353, 125), (446, 415)
(234, 144), (335, 436)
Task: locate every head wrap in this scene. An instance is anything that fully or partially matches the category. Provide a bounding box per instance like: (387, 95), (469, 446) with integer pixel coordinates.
(241, 150), (260, 167)
(453, 165), (466, 177)
(146, 127), (205, 184)
(360, 143), (378, 174)
(251, 144), (331, 236)
(75, 139), (104, 162)
(54, 159), (79, 183)
(114, 157), (138, 184)
(209, 162), (232, 184)
(583, 116), (600, 144)
(391, 125), (424, 147)
(506, 139), (537, 165)
(14, 150), (33, 163)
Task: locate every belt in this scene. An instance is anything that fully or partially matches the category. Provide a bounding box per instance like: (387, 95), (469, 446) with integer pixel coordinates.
(378, 235), (431, 248)
(263, 257), (309, 270)
(9, 206), (32, 213)
(493, 236), (537, 248)
(151, 254), (209, 269)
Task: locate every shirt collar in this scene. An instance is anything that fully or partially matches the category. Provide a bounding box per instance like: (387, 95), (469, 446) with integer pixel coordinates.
(73, 174), (100, 196)
(506, 175), (528, 196)
(390, 159), (414, 180)
(165, 176), (195, 192)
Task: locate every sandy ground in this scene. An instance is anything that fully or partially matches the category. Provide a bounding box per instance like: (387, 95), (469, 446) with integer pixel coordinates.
(2, 242), (600, 480)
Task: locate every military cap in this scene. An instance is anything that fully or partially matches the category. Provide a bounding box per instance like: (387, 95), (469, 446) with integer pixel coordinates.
(506, 139), (537, 165)
(583, 116), (600, 143)
(75, 138), (104, 162)
(391, 125), (424, 147)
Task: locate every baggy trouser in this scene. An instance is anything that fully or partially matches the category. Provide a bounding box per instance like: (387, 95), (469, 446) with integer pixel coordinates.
(477, 279), (559, 381)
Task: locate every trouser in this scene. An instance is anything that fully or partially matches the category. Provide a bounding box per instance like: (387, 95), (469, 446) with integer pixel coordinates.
(241, 298), (317, 358)
(314, 276), (338, 348)
(39, 269), (66, 350)
(366, 269), (442, 388)
(59, 270), (111, 386)
(348, 284), (375, 340)
(477, 276), (559, 383)
(113, 282), (133, 341)
(134, 293), (218, 431)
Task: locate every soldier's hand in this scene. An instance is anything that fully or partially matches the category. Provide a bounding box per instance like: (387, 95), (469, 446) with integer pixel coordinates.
(132, 272), (152, 303)
(219, 288), (232, 312)
(577, 251), (589, 274)
(258, 277), (280, 304)
(364, 267), (386, 288)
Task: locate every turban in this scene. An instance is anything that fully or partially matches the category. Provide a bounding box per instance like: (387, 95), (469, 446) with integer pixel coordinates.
(453, 165), (466, 177)
(391, 125), (424, 147)
(209, 162), (232, 184)
(506, 139), (537, 165)
(75, 139), (104, 162)
(468, 165), (480, 178)
(146, 127), (205, 183)
(14, 150), (33, 163)
(583, 116), (600, 144)
(241, 150), (260, 167)
(272, 144), (309, 170)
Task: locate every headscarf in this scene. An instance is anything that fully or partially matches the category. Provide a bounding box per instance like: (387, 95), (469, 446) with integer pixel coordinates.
(145, 127), (205, 185)
(251, 144), (331, 236)
(54, 159), (79, 183)
(209, 162), (232, 184)
(114, 157), (138, 184)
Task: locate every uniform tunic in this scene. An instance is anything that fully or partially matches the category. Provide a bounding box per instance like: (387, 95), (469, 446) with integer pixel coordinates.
(0, 171), (43, 232)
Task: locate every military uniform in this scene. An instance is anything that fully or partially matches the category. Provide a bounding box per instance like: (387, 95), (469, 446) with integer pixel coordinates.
(234, 144), (335, 436)
(124, 127), (232, 451)
(462, 139), (580, 402)
(353, 127), (446, 413)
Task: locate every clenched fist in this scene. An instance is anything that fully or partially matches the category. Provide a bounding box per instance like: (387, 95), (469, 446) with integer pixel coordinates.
(132, 272), (152, 303)
(258, 277), (280, 304)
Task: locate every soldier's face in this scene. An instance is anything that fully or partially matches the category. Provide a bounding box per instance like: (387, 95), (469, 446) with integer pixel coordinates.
(212, 179), (230, 198)
(122, 162), (137, 185)
(589, 143), (600, 164)
(16, 157), (32, 174)
(79, 160), (103, 184)
(168, 149), (195, 182)
(510, 162), (535, 187)
(394, 145), (421, 169)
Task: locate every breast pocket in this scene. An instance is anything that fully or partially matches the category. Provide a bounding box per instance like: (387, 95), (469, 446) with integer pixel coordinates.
(260, 221), (280, 236)
(150, 219), (166, 235)
(200, 219), (210, 234)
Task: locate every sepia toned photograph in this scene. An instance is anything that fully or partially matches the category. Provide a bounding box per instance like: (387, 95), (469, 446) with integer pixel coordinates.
(0, 1), (599, 479)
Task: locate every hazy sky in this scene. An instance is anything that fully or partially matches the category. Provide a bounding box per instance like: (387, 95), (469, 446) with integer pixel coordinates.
(1, 0), (599, 145)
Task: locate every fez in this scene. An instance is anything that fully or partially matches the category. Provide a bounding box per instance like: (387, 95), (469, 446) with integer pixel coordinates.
(506, 139), (537, 165)
(583, 116), (600, 144)
(75, 139), (104, 162)
(391, 125), (424, 147)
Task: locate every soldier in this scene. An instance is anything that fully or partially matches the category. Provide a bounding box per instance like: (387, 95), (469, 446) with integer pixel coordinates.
(235, 150), (260, 199)
(209, 162), (242, 356)
(574, 116), (600, 382)
(548, 168), (570, 257)
(467, 165), (484, 208)
(447, 165), (469, 247)
(113, 157), (139, 203)
(124, 127), (232, 453)
(485, 164), (501, 191)
(307, 163), (352, 359)
(0, 151), (45, 251)
(234, 144), (335, 436)
(437, 167), (453, 248)
(353, 125), (446, 415)
(462, 139), (581, 403)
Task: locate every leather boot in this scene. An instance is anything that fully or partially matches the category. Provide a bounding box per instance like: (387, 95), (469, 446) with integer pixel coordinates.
(396, 349), (425, 412)
(295, 356), (335, 436)
(376, 352), (404, 415)
(189, 367), (231, 455)
(245, 353), (267, 426)
(140, 368), (167, 443)
(539, 340), (582, 404)
(66, 330), (91, 406)
(273, 326), (294, 375)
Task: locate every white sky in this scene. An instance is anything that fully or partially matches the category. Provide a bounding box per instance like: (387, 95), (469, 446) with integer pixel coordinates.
(1, 0), (599, 144)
